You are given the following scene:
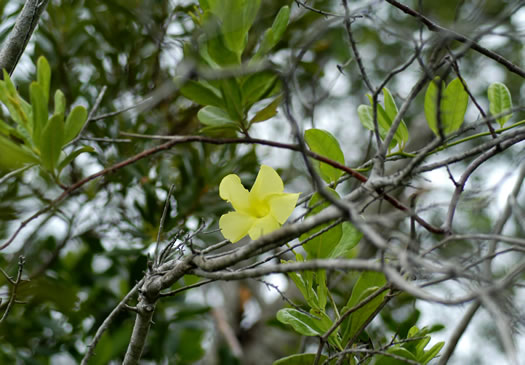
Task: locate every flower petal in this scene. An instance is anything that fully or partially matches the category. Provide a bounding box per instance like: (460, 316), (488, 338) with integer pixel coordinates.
(268, 192), (300, 224)
(251, 165), (284, 200)
(219, 211), (256, 243)
(248, 214), (281, 240)
(219, 174), (251, 213)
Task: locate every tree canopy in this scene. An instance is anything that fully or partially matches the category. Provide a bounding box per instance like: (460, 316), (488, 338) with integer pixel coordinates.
(1, 1), (525, 364)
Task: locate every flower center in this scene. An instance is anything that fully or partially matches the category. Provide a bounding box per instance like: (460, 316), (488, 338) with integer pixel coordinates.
(252, 199), (270, 218)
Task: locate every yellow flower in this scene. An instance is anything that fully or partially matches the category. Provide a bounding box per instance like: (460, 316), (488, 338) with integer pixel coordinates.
(219, 165), (300, 243)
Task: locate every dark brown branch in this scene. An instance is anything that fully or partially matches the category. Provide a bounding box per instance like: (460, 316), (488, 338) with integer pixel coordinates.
(385, 0), (525, 79)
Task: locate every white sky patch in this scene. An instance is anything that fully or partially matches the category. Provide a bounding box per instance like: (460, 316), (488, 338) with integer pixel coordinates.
(259, 273), (289, 304)
(205, 286), (225, 307)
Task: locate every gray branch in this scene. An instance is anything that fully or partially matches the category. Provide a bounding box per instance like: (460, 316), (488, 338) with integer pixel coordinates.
(0, 0), (50, 76)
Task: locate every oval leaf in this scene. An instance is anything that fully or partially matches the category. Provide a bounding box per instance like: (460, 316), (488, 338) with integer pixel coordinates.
(37, 56), (51, 105)
(488, 82), (512, 127)
(30, 82), (48, 149)
(57, 146), (95, 174)
(276, 308), (323, 337)
(0, 135), (38, 171)
(442, 77), (468, 134)
(197, 105), (237, 127)
(273, 354), (331, 365)
(180, 80), (224, 108)
(64, 105), (88, 143)
(304, 128), (345, 184)
(54, 89), (66, 116)
(249, 95), (282, 124)
(40, 113), (64, 172)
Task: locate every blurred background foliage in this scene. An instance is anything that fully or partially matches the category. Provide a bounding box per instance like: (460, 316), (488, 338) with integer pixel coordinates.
(0, 0), (523, 363)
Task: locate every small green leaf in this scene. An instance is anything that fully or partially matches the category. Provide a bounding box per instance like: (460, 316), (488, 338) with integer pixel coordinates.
(0, 119), (16, 137)
(366, 94), (401, 149)
(1, 92), (31, 136)
(328, 222), (362, 258)
(205, 32), (240, 66)
(255, 5), (290, 58)
(276, 308), (324, 337)
(269, 6), (290, 46)
(488, 82), (512, 127)
(220, 77), (244, 122)
(0, 135), (38, 171)
(357, 104), (374, 130)
(273, 354), (332, 365)
(419, 341), (445, 364)
(218, 0), (261, 56)
(64, 105), (88, 144)
(341, 271), (387, 344)
(383, 88), (409, 147)
(249, 95), (282, 124)
(300, 190), (343, 259)
(37, 56), (51, 105)
(197, 105), (238, 128)
(180, 80), (224, 108)
(40, 113), (64, 172)
(375, 346), (418, 365)
(425, 78), (468, 136)
(2, 70), (17, 97)
(57, 146), (95, 174)
(424, 79), (441, 135)
(442, 78), (469, 133)
(30, 82), (47, 149)
(242, 71), (279, 108)
(304, 128), (345, 184)
(54, 90), (66, 116)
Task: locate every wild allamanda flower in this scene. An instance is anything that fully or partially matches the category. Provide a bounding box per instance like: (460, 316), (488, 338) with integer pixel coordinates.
(219, 165), (300, 243)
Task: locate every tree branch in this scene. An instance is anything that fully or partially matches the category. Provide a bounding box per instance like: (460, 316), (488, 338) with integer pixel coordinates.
(0, 0), (50, 76)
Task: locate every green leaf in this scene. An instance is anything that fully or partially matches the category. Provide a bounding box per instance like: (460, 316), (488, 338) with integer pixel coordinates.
(57, 146), (95, 174)
(273, 354), (333, 365)
(242, 71), (279, 108)
(0, 135), (38, 171)
(64, 105), (88, 143)
(366, 94), (401, 149)
(382, 88), (409, 147)
(268, 5), (290, 46)
(376, 346), (418, 365)
(425, 77), (468, 136)
(341, 271), (387, 343)
(328, 222), (362, 258)
(180, 80), (224, 108)
(249, 95), (282, 124)
(442, 78), (469, 133)
(304, 128), (345, 184)
(37, 56), (51, 105)
(205, 32), (240, 66)
(419, 341), (445, 364)
(488, 82), (512, 127)
(220, 77), (244, 122)
(197, 105), (238, 128)
(215, 0), (261, 56)
(316, 270), (328, 311)
(30, 82), (48, 149)
(357, 104), (374, 130)
(255, 5), (290, 58)
(0, 119), (17, 137)
(300, 190), (343, 259)
(54, 90), (66, 116)
(0, 84), (32, 137)
(2, 69), (17, 97)
(276, 308), (324, 337)
(40, 113), (64, 172)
